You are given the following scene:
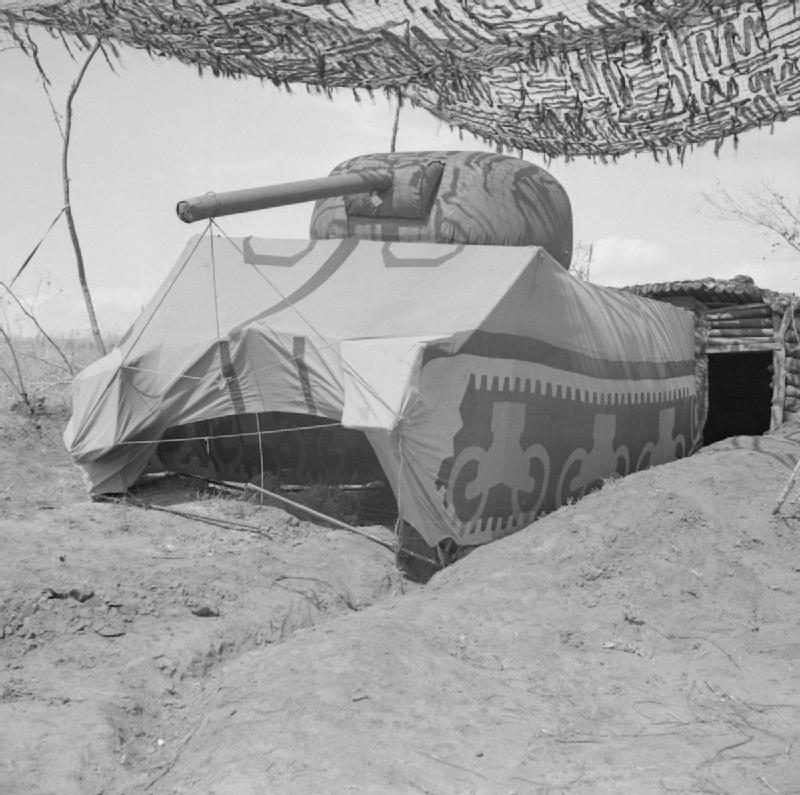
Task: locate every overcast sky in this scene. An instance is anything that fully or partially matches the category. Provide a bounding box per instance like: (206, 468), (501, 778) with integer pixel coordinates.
(1, 32), (799, 337)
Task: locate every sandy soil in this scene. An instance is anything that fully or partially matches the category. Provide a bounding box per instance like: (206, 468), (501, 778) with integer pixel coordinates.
(2, 409), (800, 793)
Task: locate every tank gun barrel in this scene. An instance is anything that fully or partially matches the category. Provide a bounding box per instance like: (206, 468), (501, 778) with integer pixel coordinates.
(176, 170), (392, 224)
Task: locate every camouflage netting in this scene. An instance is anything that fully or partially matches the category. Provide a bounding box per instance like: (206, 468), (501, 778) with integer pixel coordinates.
(1, 1), (799, 158)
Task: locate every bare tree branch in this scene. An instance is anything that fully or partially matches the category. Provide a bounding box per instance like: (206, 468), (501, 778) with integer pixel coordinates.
(702, 182), (800, 257)
(18, 32), (107, 356)
(0, 366), (19, 392)
(14, 348), (72, 376)
(0, 281), (75, 376)
(62, 38), (106, 356)
(25, 28), (65, 138)
(98, 39), (120, 74)
(570, 242), (593, 282)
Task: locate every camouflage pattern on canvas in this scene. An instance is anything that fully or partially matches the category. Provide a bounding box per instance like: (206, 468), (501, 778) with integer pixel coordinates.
(310, 151), (573, 268)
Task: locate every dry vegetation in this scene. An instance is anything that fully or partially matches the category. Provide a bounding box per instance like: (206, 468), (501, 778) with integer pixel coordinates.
(0, 332), (105, 415)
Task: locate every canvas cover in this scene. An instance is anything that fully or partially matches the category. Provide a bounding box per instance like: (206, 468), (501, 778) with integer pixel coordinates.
(65, 233), (698, 547)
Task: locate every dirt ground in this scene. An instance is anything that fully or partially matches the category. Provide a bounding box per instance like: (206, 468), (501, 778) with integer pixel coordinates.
(2, 408), (800, 794)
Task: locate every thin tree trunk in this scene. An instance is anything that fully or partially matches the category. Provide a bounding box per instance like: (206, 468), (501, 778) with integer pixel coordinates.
(389, 90), (402, 153)
(63, 40), (106, 356)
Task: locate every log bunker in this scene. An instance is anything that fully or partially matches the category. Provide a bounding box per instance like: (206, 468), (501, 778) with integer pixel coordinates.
(628, 275), (800, 446)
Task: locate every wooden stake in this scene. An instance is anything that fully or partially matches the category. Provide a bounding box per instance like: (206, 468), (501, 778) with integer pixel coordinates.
(772, 306), (794, 430)
(774, 456), (800, 515)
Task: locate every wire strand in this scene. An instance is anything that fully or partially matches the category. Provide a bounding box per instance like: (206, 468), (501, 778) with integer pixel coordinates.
(9, 206), (66, 286)
(112, 420), (342, 447)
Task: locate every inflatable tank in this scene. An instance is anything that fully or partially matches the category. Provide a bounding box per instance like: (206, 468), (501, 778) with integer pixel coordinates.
(66, 152), (700, 548)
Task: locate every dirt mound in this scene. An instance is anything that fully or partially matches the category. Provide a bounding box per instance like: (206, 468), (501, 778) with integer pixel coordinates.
(153, 434), (800, 794)
(0, 433), (406, 793)
(3, 409), (800, 793)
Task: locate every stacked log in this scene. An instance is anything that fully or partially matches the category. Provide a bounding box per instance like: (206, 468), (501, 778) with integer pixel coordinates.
(707, 327), (773, 337)
(705, 304), (776, 349)
(706, 305), (772, 321)
(710, 319), (773, 329)
(781, 308), (800, 419)
(784, 374), (800, 417)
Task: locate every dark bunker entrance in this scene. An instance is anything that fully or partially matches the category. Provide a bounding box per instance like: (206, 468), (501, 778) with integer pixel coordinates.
(703, 351), (773, 445)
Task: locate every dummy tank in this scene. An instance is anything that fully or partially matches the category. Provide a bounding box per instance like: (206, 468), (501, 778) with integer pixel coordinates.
(65, 152), (701, 548)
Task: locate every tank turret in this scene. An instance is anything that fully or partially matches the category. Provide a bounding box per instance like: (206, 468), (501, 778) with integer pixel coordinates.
(311, 151), (572, 268)
(177, 151), (572, 268)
